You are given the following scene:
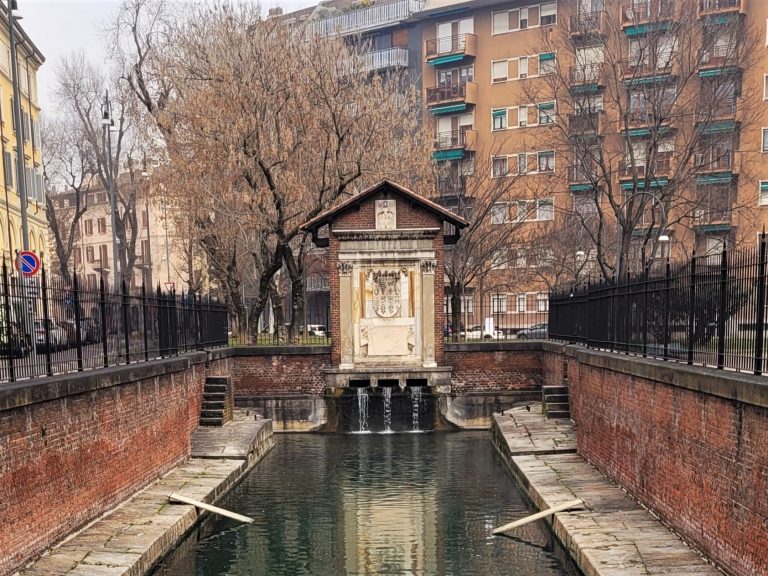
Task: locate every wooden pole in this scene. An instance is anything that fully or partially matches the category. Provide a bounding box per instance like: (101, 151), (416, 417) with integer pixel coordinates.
(492, 499), (583, 535)
(168, 492), (254, 524)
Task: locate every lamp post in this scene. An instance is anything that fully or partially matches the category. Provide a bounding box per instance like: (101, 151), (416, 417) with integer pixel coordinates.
(163, 201), (170, 286)
(614, 191), (670, 279)
(140, 169), (153, 290)
(101, 90), (120, 292)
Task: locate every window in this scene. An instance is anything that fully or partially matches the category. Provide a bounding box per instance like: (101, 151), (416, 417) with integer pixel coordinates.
(99, 245), (109, 268)
(10, 98), (15, 131)
(537, 199), (554, 220)
(540, 2), (557, 25)
(763, 128), (768, 153)
(764, 75), (768, 100)
(537, 293), (549, 312)
(517, 198), (555, 221)
(491, 202), (509, 224)
(518, 105), (528, 127)
(141, 239), (150, 258)
(520, 7), (528, 29)
(518, 153), (528, 175)
(492, 294), (508, 313)
(492, 250), (508, 269)
(142, 210), (149, 228)
(516, 200), (530, 222)
(705, 236), (724, 265)
(492, 60), (508, 82)
(538, 150), (555, 172)
(492, 10), (508, 34)
(86, 246), (94, 263)
(74, 248), (82, 265)
(539, 52), (556, 75)
(492, 156), (509, 178)
(492, 109), (508, 130)
(519, 57), (529, 78)
(517, 294), (527, 313)
(97, 218), (106, 234)
(446, 295), (473, 314)
(760, 181), (768, 206)
(84, 219), (93, 235)
(538, 102), (555, 125)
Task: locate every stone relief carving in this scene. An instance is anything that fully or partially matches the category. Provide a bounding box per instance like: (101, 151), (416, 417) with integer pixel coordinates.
(407, 326), (415, 353)
(420, 260), (437, 274)
(337, 261), (353, 275)
(375, 199), (396, 230)
(372, 270), (401, 318)
(360, 327), (369, 357)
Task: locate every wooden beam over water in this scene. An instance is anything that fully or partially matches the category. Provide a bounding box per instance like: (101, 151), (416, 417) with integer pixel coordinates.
(168, 492), (254, 524)
(492, 499), (584, 535)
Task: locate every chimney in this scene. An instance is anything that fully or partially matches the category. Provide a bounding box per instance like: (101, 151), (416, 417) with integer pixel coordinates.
(268, 7), (283, 18)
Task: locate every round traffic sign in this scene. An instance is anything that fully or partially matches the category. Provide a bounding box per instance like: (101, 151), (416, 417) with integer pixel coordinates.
(16, 251), (40, 277)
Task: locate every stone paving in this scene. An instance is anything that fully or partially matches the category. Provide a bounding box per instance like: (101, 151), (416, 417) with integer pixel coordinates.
(18, 412), (274, 576)
(494, 407), (723, 576)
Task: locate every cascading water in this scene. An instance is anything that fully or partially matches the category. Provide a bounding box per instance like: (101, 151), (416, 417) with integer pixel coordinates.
(410, 386), (423, 431)
(357, 387), (370, 433)
(382, 387), (393, 433)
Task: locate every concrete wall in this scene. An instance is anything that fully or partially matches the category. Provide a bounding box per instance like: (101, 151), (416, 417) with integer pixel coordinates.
(0, 350), (231, 575)
(544, 343), (768, 576)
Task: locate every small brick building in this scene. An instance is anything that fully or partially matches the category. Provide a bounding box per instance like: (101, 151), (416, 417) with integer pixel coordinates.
(302, 180), (467, 388)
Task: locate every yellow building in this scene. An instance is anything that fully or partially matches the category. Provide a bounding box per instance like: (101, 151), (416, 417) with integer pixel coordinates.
(0, 5), (45, 267)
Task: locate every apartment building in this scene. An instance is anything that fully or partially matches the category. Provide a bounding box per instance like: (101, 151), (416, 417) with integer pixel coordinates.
(0, 4), (45, 266)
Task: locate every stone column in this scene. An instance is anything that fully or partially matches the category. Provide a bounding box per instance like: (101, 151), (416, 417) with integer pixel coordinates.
(420, 259), (437, 368)
(338, 261), (355, 369)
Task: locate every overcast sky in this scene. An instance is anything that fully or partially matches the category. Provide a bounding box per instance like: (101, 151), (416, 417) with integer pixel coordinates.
(19, 0), (318, 114)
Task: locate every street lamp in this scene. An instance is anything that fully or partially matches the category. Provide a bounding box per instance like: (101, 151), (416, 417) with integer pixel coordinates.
(101, 90), (120, 292)
(615, 191), (670, 279)
(140, 169), (154, 290)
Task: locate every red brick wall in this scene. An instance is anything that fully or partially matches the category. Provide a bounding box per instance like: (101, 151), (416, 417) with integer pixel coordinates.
(0, 356), (217, 574)
(568, 352), (768, 576)
(445, 347), (543, 392)
(233, 352), (332, 396)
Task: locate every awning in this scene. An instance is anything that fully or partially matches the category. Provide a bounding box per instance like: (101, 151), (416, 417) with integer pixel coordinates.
(539, 52), (556, 61)
(432, 149), (465, 161)
(430, 104), (467, 115)
(537, 102), (555, 110)
(491, 109), (507, 118)
(428, 54), (465, 66)
(697, 173), (734, 186)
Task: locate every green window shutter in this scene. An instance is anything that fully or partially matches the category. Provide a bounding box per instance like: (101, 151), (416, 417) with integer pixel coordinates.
(492, 109), (506, 118)
(537, 102), (555, 110)
(539, 52), (555, 61)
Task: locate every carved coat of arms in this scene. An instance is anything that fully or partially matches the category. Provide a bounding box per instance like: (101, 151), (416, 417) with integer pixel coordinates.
(372, 270), (401, 318)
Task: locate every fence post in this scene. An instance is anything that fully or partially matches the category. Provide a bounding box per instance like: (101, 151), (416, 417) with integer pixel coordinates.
(2, 259), (15, 382)
(755, 233), (767, 374)
(687, 254), (697, 365)
(194, 293), (201, 350)
(716, 243), (728, 369)
(663, 259), (671, 360)
(180, 290), (188, 351)
(170, 289), (178, 356)
(121, 281), (130, 363)
(142, 283), (149, 361)
(73, 273), (84, 371)
(40, 267), (52, 376)
(99, 276), (108, 367)
(642, 264), (649, 357)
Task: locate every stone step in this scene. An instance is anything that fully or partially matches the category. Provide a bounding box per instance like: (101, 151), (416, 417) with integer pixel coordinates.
(200, 409), (224, 419)
(202, 400), (225, 410)
(199, 416), (224, 426)
(205, 376), (230, 386)
(203, 392), (227, 401)
(546, 402), (571, 412)
(204, 383), (228, 393)
(542, 385), (568, 395)
(544, 393), (570, 404)
(546, 410), (571, 420)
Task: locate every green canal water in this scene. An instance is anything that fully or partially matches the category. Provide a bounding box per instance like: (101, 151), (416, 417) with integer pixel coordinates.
(153, 433), (578, 576)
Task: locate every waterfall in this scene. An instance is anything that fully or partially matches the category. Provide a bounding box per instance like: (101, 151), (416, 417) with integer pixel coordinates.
(382, 387), (393, 433)
(357, 387), (369, 433)
(410, 385), (423, 431)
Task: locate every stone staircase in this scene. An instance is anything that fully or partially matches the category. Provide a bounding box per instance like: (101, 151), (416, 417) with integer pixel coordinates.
(200, 376), (234, 427)
(542, 384), (571, 420)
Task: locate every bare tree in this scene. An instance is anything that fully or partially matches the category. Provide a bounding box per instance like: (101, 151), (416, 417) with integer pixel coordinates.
(526, 2), (762, 281)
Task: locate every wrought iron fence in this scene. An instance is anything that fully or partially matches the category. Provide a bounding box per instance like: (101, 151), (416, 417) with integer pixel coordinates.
(444, 292), (549, 342)
(0, 262), (228, 384)
(229, 295), (332, 346)
(549, 235), (768, 374)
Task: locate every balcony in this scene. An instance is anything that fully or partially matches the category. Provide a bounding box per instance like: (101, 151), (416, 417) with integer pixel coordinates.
(569, 11), (607, 37)
(568, 112), (603, 134)
(309, 0), (424, 37)
(621, 59), (673, 82)
(568, 165), (599, 185)
(619, 153), (673, 180)
(621, 0), (675, 27)
(425, 33), (477, 65)
(694, 208), (732, 228)
(362, 47), (409, 72)
(694, 150), (741, 174)
(426, 81), (477, 113)
(698, 0), (746, 18)
(432, 129), (476, 161)
(569, 63), (604, 86)
(698, 45), (741, 75)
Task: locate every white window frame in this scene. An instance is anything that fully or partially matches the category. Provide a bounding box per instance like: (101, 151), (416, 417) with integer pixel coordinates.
(518, 105), (528, 127)
(520, 7), (529, 29)
(492, 60), (508, 83)
(537, 293), (549, 312)
(518, 153), (528, 175)
(492, 10), (508, 35)
(537, 150), (555, 172)
(492, 156), (509, 178)
(519, 56), (529, 78)
(764, 74), (768, 100)
(538, 102), (555, 125)
(537, 198), (555, 221)
(540, 2), (557, 26)
(491, 202), (509, 224)
(492, 294), (508, 313)
(517, 294), (527, 313)
(762, 128), (768, 153)
(492, 109), (508, 131)
(539, 53), (556, 75)
(760, 181), (768, 206)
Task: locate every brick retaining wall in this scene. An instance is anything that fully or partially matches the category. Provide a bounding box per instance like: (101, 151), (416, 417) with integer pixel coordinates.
(544, 344), (768, 576)
(0, 351), (231, 575)
(232, 347), (332, 397)
(444, 342), (543, 392)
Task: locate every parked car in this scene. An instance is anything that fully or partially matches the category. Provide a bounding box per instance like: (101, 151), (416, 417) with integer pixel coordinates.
(307, 324), (327, 337)
(517, 323), (548, 340)
(460, 325), (504, 340)
(79, 317), (102, 343)
(0, 322), (30, 358)
(34, 319), (67, 351)
(57, 321), (77, 348)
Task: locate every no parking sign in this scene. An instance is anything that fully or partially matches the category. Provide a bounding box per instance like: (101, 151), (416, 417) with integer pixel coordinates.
(15, 251), (40, 277)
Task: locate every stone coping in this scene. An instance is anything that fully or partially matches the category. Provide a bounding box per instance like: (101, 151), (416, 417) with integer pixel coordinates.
(445, 340), (547, 352)
(492, 408), (722, 576)
(232, 345), (331, 356)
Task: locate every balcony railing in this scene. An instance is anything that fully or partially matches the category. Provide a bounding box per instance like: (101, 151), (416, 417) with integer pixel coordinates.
(426, 81), (477, 106)
(621, 0), (675, 25)
(569, 63), (603, 85)
(434, 129), (477, 152)
(425, 33), (477, 61)
(698, 0), (744, 17)
(619, 153), (673, 178)
(700, 45), (739, 70)
(309, 0), (424, 37)
(694, 208), (732, 225)
(568, 112), (602, 133)
(694, 150), (740, 173)
(568, 165), (599, 184)
(362, 47), (409, 72)
(621, 59), (673, 78)
(569, 11), (606, 36)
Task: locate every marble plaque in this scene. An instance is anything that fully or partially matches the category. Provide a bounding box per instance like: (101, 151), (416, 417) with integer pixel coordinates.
(375, 199), (396, 230)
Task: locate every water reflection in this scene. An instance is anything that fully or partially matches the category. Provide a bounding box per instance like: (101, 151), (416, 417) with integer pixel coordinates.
(153, 434), (575, 576)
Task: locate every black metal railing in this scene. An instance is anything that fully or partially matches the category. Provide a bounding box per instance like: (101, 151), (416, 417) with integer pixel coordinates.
(444, 292), (549, 342)
(0, 262), (228, 384)
(229, 295), (332, 346)
(549, 234), (768, 374)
